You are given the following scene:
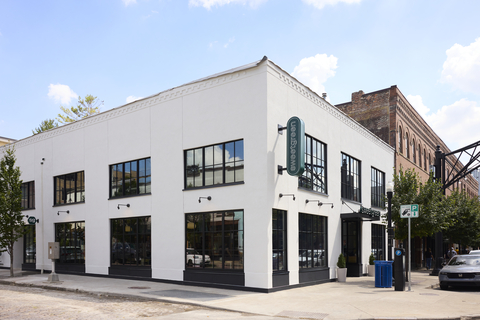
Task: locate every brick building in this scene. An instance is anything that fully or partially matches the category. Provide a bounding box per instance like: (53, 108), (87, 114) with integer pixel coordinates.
(336, 85), (479, 266)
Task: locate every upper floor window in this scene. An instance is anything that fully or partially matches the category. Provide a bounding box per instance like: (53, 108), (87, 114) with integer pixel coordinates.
(21, 181), (35, 210)
(398, 127), (403, 153)
(412, 139), (416, 163)
(405, 133), (410, 159)
(299, 135), (327, 194)
(371, 167), (385, 208)
(424, 149), (427, 170)
(54, 171), (85, 205)
(185, 139), (244, 189)
(341, 153), (361, 202)
(110, 158), (151, 198)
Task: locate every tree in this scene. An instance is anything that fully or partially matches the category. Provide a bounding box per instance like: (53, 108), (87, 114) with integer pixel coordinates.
(0, 146), (24, 277)
(443, 190), (480, 248)
(56, 95), (103, 124)
(32, 119), (58, 135)
(390, 168), (450, 240)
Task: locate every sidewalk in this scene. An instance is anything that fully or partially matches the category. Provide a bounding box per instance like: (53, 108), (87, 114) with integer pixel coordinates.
(1, 268), (480, 320)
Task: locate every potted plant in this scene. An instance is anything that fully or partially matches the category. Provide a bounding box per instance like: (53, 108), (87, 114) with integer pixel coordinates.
(337, 253), (347, 282)
(368, 253), (375, 277)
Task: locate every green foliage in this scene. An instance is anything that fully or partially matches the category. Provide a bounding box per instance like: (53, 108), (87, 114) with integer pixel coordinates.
(337, 253), (346, 268)
(443, 190), (480, 247)
(32, 119), (58, 135)
(0, 146), (24, 277)
(56, 95), (102, 124)
(389, 168), (449, 240)
(369, 253), (375, 265)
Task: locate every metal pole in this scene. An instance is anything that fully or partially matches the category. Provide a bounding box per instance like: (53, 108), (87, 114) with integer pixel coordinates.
(387, 191), (393, 261)
(408, 216), (411, 291)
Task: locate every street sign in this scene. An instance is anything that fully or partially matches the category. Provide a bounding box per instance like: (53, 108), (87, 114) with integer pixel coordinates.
(400, 204), (419, 218)
(27, 216), (37, 225)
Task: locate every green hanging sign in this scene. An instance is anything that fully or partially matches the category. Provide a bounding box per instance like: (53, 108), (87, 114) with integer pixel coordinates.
(286, 116), (305, 176)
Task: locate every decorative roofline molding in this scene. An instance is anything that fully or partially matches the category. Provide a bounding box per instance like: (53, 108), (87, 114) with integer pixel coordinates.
(266, 61), (394, 155)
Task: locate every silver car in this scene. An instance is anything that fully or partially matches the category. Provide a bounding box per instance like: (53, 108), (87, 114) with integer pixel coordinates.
(439, 254), (480, 290)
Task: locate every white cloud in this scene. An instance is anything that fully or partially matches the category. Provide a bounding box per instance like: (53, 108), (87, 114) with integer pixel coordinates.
(440, 38), (480, 94)
(189, 0), (267, 10)
(409, 95), (480, 151)
(122, 0), (137, 6)
(126, 95), (143, 103)
(407, 95), (430, 119)
(224, 37), (235, 48)
(48, 84), (78, 105)
(291, 53), (338, 97)
(301, 0), (362, 9)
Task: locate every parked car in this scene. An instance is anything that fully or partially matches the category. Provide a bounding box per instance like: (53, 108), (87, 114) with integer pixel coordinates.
(186, 248), (211, 267)
(469, 250), (480, 255)
(438, 254), (480, 290)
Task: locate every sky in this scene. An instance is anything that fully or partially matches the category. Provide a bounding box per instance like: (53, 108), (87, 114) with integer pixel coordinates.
(1, 0), (480, 154)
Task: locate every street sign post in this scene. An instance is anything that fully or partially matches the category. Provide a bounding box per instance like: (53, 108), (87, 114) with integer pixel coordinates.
(400, 204), (419, 291)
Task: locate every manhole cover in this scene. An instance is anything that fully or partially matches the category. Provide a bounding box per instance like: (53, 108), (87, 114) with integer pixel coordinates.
(128, 286), (151, 289)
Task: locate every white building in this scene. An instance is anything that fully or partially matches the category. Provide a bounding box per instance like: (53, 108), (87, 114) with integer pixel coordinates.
(0, 57), (394, 291)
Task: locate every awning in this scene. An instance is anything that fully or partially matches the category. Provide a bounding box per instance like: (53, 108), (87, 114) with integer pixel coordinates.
(341, 206), (381, 221)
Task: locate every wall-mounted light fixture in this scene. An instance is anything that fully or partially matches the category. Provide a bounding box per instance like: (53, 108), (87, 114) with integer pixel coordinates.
(305, 199), (321, 206)
(319, 202), (334, 208)
(57, 210), (69, 216)
(117, 204), (130, 210)
(198, 196), (212, 203)
(279, 193), (295, 201)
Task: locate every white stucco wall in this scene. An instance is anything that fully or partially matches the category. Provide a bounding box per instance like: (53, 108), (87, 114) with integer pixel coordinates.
(2, 58), (393, 289)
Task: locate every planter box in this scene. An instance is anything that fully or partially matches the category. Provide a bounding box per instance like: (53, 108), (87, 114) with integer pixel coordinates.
(337, 267), (347, 282)
(368, 264), (375, 277)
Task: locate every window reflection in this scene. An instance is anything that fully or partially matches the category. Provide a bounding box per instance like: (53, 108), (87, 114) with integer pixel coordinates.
(186, 210), (243, 270)
(54, 172), (85, 205)
(111, 216), (151, 267)
(185, 140), (244, 188)
(110, 158), (151, 198)
(299, 213), (327, 269)
(55, 221), (85, 264)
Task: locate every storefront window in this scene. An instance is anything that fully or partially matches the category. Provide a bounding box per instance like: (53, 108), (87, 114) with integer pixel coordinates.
(273, 209), (287, 272)
(55, 221), (85, 264)
(299, 213), (327, 269)
(23, 225), (36, 264)
(111, 216), (151, 267)
(186, 210), (244, 270)
(371, 224), (385, 260)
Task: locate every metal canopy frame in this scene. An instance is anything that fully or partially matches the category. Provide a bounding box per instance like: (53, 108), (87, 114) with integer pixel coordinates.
(440, 139), (480, 190)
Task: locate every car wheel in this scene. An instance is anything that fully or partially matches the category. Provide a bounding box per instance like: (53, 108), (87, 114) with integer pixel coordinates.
(440, 284), (448, 290)
(187, 260), (193, 267)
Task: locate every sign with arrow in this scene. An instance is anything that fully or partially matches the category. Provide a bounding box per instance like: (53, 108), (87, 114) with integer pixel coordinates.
(400, 204), (419, 218)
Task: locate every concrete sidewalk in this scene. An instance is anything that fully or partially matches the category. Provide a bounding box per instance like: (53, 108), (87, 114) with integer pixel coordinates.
(1, 269), (480, 320)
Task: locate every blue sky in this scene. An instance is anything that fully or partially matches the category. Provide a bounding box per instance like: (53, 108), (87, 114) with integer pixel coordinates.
(1, 0), (479, 152)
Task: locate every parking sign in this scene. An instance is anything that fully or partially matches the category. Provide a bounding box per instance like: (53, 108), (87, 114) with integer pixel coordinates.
(400, 204), (419, 218)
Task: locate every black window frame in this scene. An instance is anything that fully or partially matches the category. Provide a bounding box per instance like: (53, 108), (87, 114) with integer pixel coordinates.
(341, 153), (361, 202)
(371, 224), (385, 261)
(23, 225), (36, 264)
(184, 139), (244, 189)
(55, 221), (85, 265)
(54, 171), (85, 206)
(185, 210), (244, 271)
(111, 216), (151, 267)
(272, 209), (287, 273)
(21, 181), (35, 210)
(371, 167), (385, 209)
(110, 157), (151, 199)
(299, 213), (328, 269)
(299, 135), (327, 194)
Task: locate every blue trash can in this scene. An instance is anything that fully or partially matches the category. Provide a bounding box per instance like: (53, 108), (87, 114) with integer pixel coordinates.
(374, 260), (393, 288)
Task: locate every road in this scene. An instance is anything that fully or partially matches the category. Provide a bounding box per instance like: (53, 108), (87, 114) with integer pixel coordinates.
(0, 284), (277, 320)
